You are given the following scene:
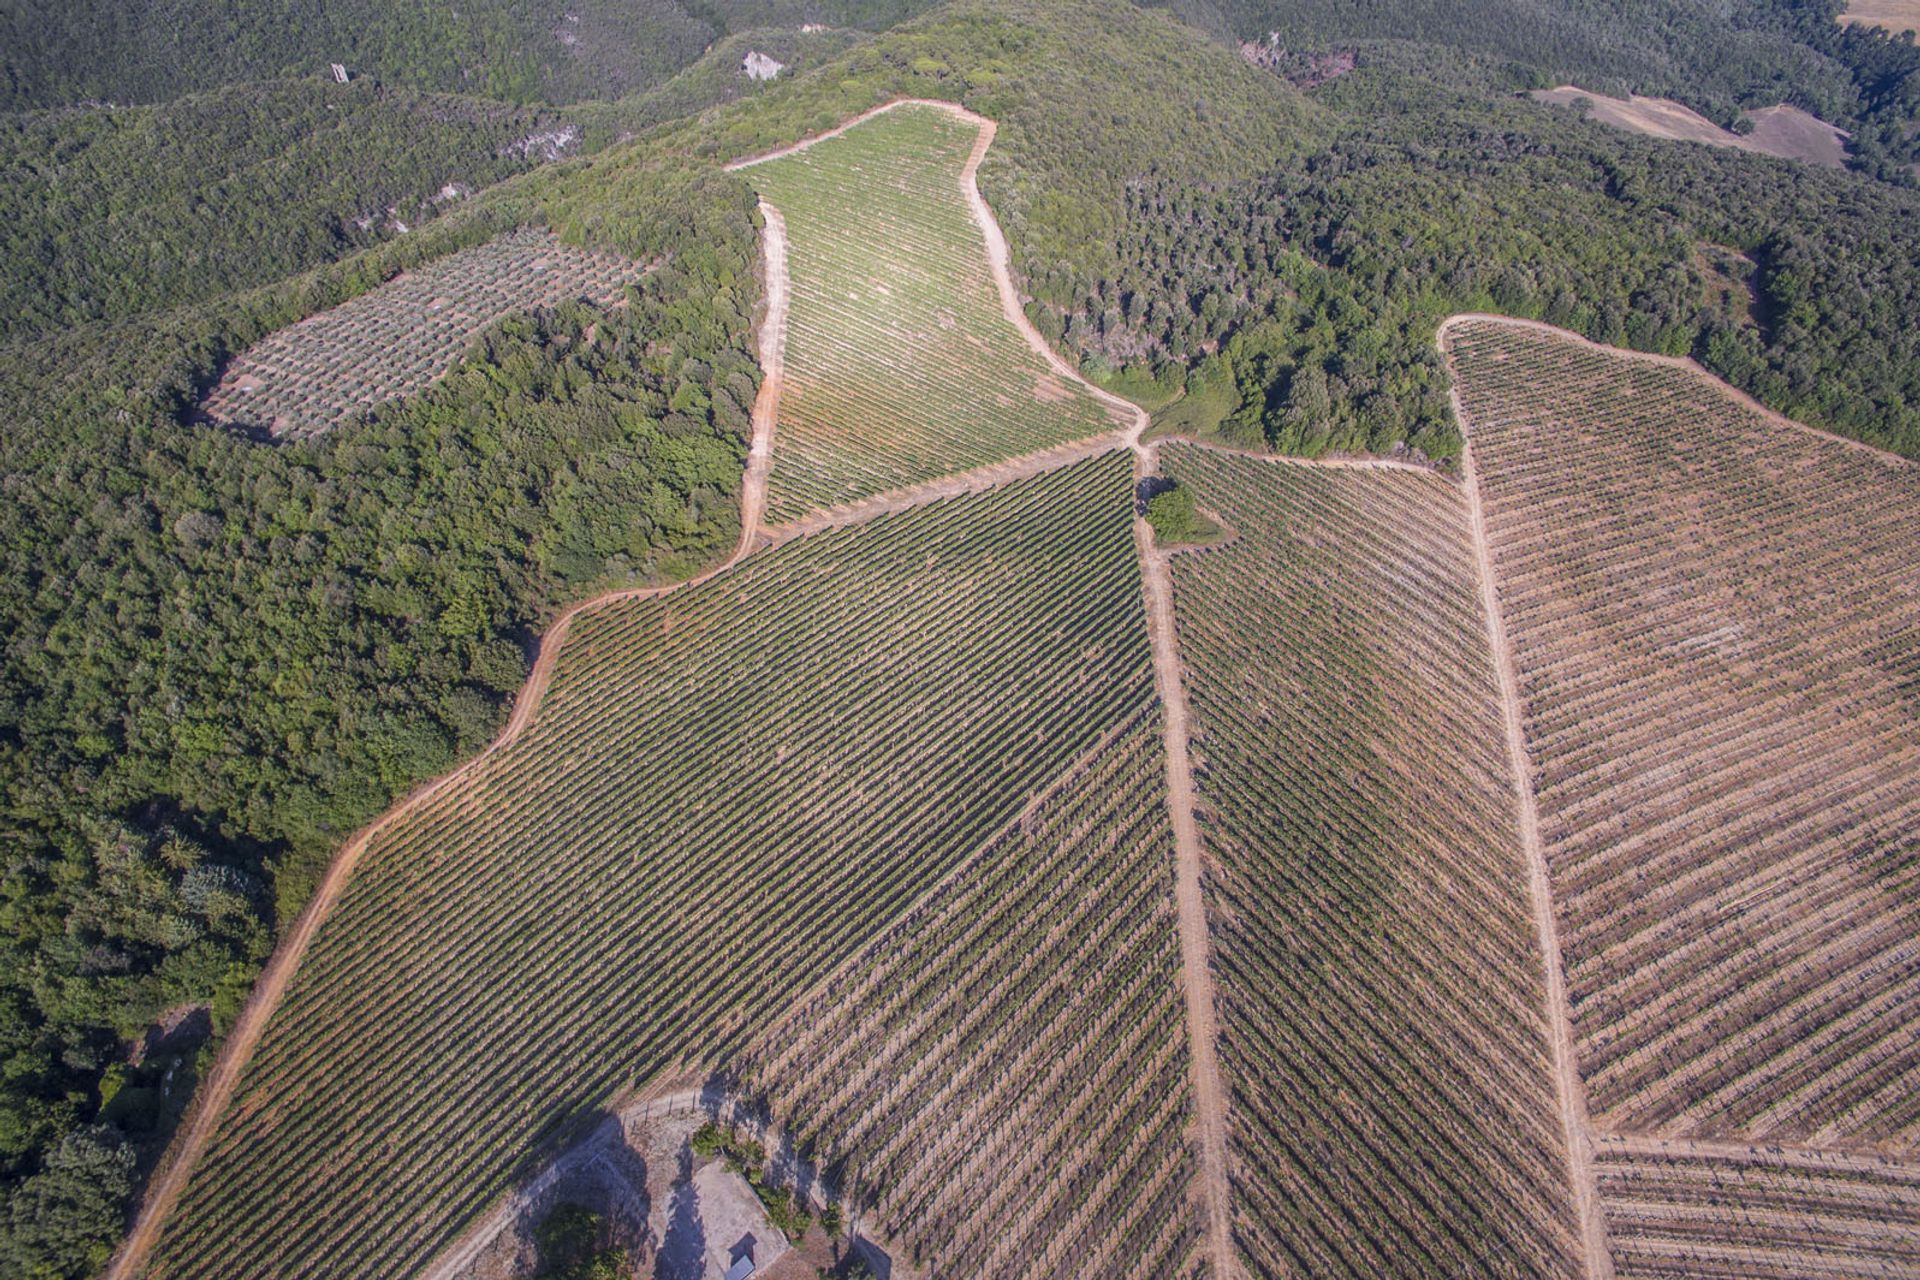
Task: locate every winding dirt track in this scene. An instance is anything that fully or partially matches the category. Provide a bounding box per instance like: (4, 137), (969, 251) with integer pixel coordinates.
(104, 197), (798, 1280)
(736, 99), (1236, 1277)
(119, 98), (1259, 1280)
(1441, 314), (1615, 1280)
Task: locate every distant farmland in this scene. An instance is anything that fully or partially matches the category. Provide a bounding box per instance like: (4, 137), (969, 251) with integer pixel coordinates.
(1161, 445), (1584, 1280)
(200, 229), (634, 440)
(143, 454), (1155, 1279)
(1447, 316), (1920, 1270)
(734, 102), (1125, 520)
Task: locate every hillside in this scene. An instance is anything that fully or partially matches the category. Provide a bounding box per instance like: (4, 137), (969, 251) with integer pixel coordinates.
(738, 101), (1125, 517)
(0, 0), (941, 109)
(0, 81), (572, 341)
(141, 454), (1154, 1279)
(1447, 315), (1920, 1278)
(1161, 446), (1586, 1278)
(1, 0), (1919, 1276)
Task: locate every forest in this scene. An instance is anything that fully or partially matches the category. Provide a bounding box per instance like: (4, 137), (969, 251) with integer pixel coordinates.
(0, 0), (943, 110)
(1, 0), (1917, 1272)
(1044, 44), (1920, 458)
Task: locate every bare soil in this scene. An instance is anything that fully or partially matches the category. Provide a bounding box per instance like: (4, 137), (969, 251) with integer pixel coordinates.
(1742, 105), (1851, 168)
(1531, 87), (1849, 168)
(1838, 0), (1920, 34)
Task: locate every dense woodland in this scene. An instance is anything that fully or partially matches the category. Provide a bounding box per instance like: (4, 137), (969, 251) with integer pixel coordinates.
(0, 83), (570, 342)
(1046, 45), (1920, 458)
(1, 0), (1917, 1272)
(0, 0), (941, 110)
(1169, 0), (1920, 166)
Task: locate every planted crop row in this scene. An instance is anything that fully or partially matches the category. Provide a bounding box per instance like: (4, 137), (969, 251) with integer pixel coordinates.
(742, 103), (1123, 521)
(737, 711), (1204, 1280)
(200, 228), (634, 440)
(1160, 446), (1582, 1280)
(144, 452), (1156, 1280)
(1448, 319), (1920, 1148)
(1592, 1138), (1920, 1278)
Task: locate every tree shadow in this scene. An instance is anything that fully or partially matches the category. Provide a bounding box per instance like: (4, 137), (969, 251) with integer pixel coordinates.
(1137, 473), (1175, 514)
(654, 1145), (706, 1280)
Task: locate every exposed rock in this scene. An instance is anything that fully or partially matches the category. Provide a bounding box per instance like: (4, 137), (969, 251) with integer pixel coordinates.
(742, 50), (785, 82)
(1239, 36), (1356, 88)
(501, 125), (581, 164)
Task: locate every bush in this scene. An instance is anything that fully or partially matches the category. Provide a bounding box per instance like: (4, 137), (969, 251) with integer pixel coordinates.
(1146, 483), (1201, 545)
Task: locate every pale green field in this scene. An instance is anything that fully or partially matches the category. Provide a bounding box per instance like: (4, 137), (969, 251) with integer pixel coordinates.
(744, 104), (1124, 520)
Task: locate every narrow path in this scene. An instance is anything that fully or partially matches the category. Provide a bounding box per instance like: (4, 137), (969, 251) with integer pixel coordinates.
(1133, 518), (1238, 1277)
(1443, 321), (1615, 1280)
(103, 204), (794, 1280)
(737, 93), (1240, 1279)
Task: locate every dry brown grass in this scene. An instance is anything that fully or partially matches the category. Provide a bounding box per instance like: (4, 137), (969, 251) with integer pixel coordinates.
(1530, 87), (1848, 168)
(1838, 0), (1920, 35)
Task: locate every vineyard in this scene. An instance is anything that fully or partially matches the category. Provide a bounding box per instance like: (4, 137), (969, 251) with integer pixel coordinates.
(1592, 1138), (1920, 1278)
(140, 452), (1158, 1279)
(1446, 317), (1920, 1153)
(734, 102), (1126, 521)
(738, 710), (1203, 1280)
(1158, 445), (1583, 1280)
(199, 228), (635, 440)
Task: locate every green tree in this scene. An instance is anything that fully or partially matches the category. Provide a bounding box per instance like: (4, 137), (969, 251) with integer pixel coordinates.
(0, 1126), (135, 1279)
(1146, 483), (1201, 545)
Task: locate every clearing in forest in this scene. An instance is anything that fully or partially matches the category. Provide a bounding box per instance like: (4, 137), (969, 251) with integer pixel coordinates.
(1838, 0), (1920, 35)
(738, 710), (1204, 1280)
(1159, 445), (1585, 1280)
(732, 102), (1126, 521)
(140, 453), (1156, 1280)
(1529, 87), (1849, 168)
(200, 228), (635, 440)
(1445, 317), (1920, 1156)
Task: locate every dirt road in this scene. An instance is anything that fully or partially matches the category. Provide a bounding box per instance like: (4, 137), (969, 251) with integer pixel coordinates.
(1442, 316), (1614, 1280)
(103, 198), (795, 1280)
(938, 94), (1240, 1276)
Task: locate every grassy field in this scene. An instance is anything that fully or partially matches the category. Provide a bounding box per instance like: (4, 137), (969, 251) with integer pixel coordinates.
(200, 229), (635, 440)
(1160, 445), (1582, 1280)
(738, 103), (1125, 520)
(739, 710), (1203, 1280)
(142, 452), (1154, 1279)
(1838, 0), (1920, 35)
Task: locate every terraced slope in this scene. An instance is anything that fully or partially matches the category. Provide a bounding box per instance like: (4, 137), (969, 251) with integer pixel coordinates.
(735, 102), (1124, 520)
(1446, 317), (1920, 1152)
(201, 229), (635, 440)
(143, 453), (1154, 1280)
(1160, 446), (1583, 1280)
(739, 710), (1203, 1280)
(1593, 1138), (1920, 1278)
